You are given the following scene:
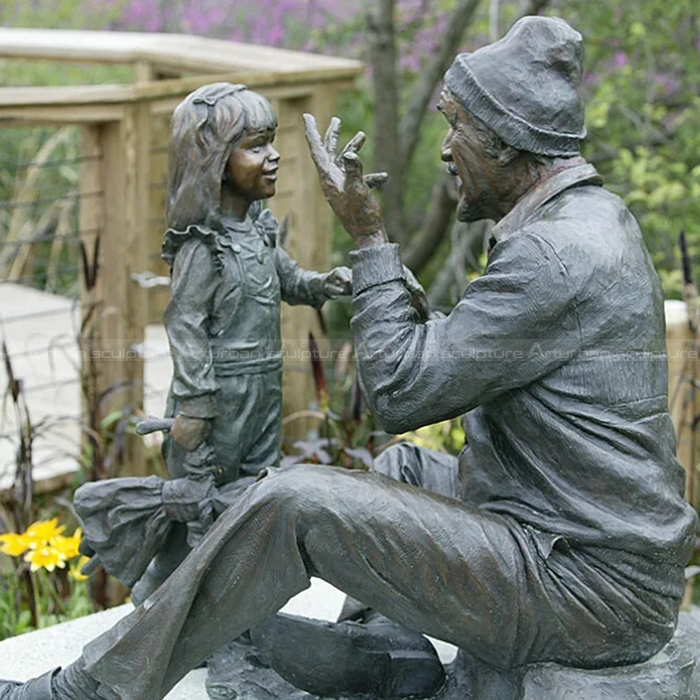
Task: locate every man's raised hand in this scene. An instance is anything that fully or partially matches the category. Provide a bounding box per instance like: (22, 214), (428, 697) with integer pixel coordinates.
(303, 114), (388, 246)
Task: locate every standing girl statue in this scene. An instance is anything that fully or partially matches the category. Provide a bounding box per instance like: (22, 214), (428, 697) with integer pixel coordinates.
(131, 82), (352, 602)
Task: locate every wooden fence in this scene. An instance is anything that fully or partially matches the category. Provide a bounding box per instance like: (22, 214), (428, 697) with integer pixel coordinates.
(0, 28), (362, 477)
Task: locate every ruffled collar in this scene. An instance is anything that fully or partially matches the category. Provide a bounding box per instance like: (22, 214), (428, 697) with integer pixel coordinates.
(161, 209), (280, 270)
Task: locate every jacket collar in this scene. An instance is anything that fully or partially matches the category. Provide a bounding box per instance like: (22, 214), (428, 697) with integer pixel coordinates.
(492, 160), (603, 242)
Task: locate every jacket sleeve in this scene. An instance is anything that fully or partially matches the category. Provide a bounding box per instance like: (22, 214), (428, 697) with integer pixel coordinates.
(349, 234), (581, 434)
(164, 239), (219, 418)
(273, 246), (329, 308)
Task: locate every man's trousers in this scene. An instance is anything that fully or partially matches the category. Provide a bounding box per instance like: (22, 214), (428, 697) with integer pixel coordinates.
(81, 446), (677, 699)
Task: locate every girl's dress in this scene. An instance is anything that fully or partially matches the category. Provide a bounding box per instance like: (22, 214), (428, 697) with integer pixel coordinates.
(161, 207), (333, 484)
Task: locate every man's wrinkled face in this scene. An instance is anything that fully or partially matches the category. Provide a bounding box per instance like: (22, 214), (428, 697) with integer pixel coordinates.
(437, 90), (504, 223)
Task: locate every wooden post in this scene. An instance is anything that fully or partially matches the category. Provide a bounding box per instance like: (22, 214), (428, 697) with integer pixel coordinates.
(667, 301), (699, 506)
(269, 89), (337, 441)
(79, 105), (151, 478)
(144, 111), (171, 325)
(665, 300), (699, 608)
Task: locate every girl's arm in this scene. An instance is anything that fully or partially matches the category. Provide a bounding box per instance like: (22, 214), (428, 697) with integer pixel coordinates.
(164, 238), (219, 420)
(274, 246), (351, 307)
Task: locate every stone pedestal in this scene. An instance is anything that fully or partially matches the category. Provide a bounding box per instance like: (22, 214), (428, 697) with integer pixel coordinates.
(1, 584), (697, 700)
(440, 611), (700, 700)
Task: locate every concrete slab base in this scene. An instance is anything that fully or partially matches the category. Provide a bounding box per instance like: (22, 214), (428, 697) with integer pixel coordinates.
(0, 578), (457, 699)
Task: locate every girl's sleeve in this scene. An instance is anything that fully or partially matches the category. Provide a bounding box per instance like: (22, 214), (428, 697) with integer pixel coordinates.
(273, 246), (329, 308)
(164, 239), (219, 418)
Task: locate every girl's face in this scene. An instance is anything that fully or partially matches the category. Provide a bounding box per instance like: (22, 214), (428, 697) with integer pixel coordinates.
(224, 127), (280, 205)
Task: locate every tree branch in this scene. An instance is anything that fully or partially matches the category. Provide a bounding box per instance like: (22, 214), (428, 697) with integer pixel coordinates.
(365, 0), (405, 242)
(489, 0), (501, 41)
(398, 0), (483, 172)
(523, 0), (551, 15)
(398, 0), (554, 274)
(427, 220), (490, 307)
(402, 173), (456, 273)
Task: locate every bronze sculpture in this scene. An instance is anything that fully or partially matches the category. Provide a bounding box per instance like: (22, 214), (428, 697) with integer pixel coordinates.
(68, 83), (352, 595)
(133, 83), (351, 601)
(0, 15), (697, 700)
(69, 82), (353, 698)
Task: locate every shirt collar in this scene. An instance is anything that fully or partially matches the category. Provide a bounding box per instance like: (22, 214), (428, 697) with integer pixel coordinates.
(221, 215), (254, 235)
(492, 160), (603, 242)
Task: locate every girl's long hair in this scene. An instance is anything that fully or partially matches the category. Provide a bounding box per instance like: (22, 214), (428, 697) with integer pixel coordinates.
(166, 83), (277, 231)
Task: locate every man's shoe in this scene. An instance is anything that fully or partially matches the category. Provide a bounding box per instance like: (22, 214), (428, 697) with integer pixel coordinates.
(0, 669), (57, 700)
(205, 634), (262, 700)
(251, 613), (445, 698)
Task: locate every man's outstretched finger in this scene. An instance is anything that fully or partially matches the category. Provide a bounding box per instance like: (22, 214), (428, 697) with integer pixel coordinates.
(364, 172), (389, 190)
(342, 151), (365, 190)
(339, 131), (366, 161)
(324, 117), (342, 159)
(303, 114), (332, 172)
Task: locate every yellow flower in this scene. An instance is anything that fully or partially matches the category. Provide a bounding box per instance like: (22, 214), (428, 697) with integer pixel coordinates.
(68, 555), (91, 581)
(0, 532), (30, 557)
(52, 528), (82, 560)
(24, 518), (66, 548)
(24, 545), (67, 573)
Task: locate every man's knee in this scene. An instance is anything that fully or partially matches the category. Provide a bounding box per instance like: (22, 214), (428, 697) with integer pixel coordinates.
(256, 464), (336, 514)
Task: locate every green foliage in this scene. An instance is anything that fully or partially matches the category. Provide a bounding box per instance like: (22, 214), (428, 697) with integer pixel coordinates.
(0, 517), (95, 640)
(0, 0), (131, 85)
(0, 126), (84, 294)
(0, 0), (120, 30)
(551, 0), (700, 297)
(395, 417), (465, 457)
(0, 567), (94, 640)
(283, 331), (466, 465)
(282, 334), (380, 470)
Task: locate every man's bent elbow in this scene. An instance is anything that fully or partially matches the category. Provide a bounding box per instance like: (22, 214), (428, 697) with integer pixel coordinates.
(371, 395), (424, 435)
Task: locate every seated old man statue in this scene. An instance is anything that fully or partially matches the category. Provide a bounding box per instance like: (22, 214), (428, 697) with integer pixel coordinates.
(1, 15), (696, 700)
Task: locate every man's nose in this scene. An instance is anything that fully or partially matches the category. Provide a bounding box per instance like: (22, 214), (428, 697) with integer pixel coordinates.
(440, 131), (452, 162)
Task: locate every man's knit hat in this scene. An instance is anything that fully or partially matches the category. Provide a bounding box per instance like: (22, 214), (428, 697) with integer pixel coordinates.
(444, 16), (586, 156)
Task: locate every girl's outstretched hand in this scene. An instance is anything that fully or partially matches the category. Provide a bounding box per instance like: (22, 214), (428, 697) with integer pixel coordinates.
(303, 114), (389, 247)
(322, 266), (352, 297)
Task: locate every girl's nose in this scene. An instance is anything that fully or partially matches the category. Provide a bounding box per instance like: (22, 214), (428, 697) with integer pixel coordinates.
(267, 144), (280, 162)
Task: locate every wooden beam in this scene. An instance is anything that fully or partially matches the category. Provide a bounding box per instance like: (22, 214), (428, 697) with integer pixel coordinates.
(667, 302), (700, 507)
(144, 113), (170, 325)
(78, 125), (104, 481)
(271, 88), (339, 439)
(0, 28), (364, 76)
(133, 61), (155, 84)
(0, 72), (358, 106)
(0, 104), (125, 126)
(0, 84), (132, 106)
(0, 77), (356, 129)
(79, 116), (149, 478)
